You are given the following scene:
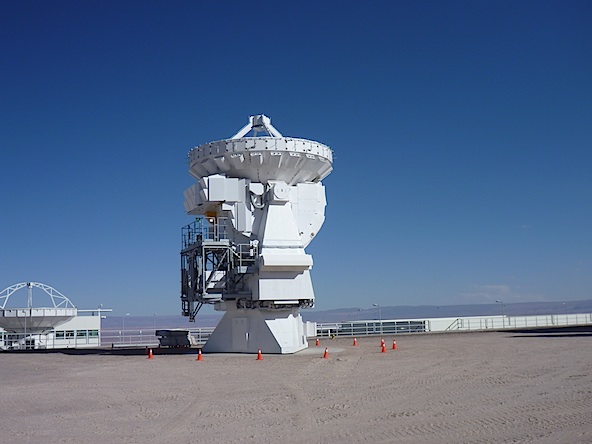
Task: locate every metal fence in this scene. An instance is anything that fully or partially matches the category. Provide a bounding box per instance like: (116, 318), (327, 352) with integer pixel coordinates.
(438, 313), (592, 332)
(316, 320), (427, 338)
(317, 313), (592, 338)
(101, 328), (215, 348)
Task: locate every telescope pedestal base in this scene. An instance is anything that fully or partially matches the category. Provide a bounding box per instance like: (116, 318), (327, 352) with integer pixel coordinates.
(202, 305), (309, 354)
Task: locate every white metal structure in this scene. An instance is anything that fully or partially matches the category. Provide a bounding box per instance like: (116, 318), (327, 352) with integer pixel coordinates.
(0, 282), (77, 333)
(181, 115), (333, 353)
(0, 282), (111, 350)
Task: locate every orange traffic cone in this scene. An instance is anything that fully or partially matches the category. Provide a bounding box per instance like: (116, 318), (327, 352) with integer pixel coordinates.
(381, 338), (385, 346)
(353, 337), (358, 346)
(256, 348), (263, 360)
(381, 343), (387, 353)
(315, 338), (320, 346)
(197, 349), (203, 361)
(323, 347), (329, 359)
(392, 339), (398, 350)
(147, 348), (153, 359)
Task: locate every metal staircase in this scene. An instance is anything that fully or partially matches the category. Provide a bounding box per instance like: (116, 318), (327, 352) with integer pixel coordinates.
(180, 218), (257, 321)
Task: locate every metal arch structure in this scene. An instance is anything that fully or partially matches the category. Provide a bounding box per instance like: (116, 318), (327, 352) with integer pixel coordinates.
(0, 282), (76, 310)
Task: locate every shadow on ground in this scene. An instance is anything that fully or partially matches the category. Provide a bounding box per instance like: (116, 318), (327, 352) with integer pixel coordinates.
(508, 324), (592, 338)
(2, 346), (199, 356)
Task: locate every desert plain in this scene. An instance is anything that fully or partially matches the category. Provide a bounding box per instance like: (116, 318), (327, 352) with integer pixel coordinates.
(1, 330), (591, 444)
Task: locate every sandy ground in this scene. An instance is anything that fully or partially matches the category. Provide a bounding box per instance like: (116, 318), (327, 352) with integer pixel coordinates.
(1, 331), (591, 444)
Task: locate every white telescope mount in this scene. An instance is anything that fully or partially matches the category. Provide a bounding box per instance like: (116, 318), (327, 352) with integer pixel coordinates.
(181, 115), (333, 354)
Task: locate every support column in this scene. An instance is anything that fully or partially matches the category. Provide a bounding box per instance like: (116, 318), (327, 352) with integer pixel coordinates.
(202, 304), (308, 354)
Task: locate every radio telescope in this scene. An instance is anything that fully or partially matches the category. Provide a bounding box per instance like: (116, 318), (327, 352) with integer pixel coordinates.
(0, 282), (77, 334)
(181, 115), (333, 353)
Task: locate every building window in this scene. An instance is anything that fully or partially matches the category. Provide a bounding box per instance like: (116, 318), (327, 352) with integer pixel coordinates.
(65, 331), (75, 339)
(56, 331), (65, 339)
(88, 330), (99, 337)
(77, 330), (87, 338)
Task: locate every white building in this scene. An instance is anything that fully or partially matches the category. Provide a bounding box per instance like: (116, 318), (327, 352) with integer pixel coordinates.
(0, 310), (104, 350)
(0, 282), (109, 350)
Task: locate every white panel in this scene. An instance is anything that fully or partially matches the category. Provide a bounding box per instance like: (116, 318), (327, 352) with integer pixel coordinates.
(236, 179), (247, 203)
(258, 202), (302, 246)
(294, 182), (326, 247)
(266, 314), (306, 350)
(208, 175), (226, 201)
(256, 271), (314, 301)
(249, 182), (264, 195)
(224, 178), (240, 202)
(198, 177), (209, 201)
(296, 182), (317, 200)
(260, 254), (313, 270)
(234, 202), (252, 232)
(255, 139), (267, 151)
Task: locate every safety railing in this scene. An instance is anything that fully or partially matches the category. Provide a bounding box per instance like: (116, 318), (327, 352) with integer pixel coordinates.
(316, 313), (592, 338)
(100, 328), (214, 348)
(317, 320), (427, 338)
(439, 313), (592, 332)
(182, 217), (230, 249)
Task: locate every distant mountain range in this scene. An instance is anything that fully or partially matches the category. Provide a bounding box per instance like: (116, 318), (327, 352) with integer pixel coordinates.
(102, 299), (592, 331)
(302, 299), (592, 323)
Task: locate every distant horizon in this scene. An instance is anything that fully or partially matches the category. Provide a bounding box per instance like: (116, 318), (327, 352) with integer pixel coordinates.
(97, 296), (592, 316)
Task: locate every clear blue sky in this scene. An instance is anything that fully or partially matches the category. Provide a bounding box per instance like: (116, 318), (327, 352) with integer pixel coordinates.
(1, 1), (590, 316)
